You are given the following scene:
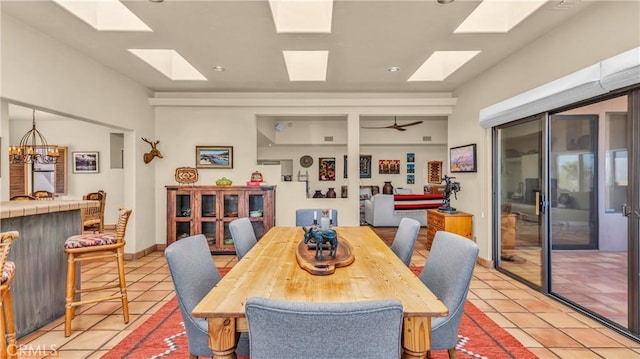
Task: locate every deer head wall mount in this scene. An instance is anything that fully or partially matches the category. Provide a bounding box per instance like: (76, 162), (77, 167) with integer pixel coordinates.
(142, 138), (163, 164)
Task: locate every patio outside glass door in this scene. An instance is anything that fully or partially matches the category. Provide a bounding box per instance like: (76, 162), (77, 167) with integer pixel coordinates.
(496, 116), (545, 288)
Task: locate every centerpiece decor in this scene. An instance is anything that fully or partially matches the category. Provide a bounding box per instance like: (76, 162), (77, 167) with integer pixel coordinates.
(295, 227), (354, 275)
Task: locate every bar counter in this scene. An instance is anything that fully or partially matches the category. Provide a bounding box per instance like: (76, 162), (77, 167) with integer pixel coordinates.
(0, 199), (99, 337)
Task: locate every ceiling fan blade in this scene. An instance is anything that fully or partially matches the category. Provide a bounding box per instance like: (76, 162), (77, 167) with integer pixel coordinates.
(396, 120), (423, 128)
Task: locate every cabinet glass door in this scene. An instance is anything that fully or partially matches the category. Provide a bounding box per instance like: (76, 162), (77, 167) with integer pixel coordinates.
(248, 194), (264, 218)
(223, 194), (239, 218)
(176, 194), (191, 217)
(201, 194), (217, 217)
(201, 222), (216, 248)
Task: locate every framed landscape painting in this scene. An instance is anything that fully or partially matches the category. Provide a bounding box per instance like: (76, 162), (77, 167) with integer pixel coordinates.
(73, 152), (99, 173)
(196, 146), (233, 169)
(450, 144), (477, 173)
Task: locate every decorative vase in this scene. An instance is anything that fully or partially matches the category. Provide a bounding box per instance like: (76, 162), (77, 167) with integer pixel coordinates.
(326, 188), (336, 198)
(383, 181), (393, 194)
(313, 190), (324, 198)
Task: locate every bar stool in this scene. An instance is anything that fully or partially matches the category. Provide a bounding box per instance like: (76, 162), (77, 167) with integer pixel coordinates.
(0, 231), (18, 359)
(64, 208), (132, 337)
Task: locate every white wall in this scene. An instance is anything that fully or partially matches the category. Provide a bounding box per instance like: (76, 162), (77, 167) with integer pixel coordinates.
(449, 1), (640, 260)
(1, 14), (156, 253)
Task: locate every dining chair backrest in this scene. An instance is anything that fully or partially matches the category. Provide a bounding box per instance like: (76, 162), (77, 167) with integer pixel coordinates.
(165, 234), (249, 357)
(9, 195), (36, 201)
(295, 208), (338, 227)
(229, 217), (257, 260)
(32, 191), (54, 200)
(389, 217), (421, 266)
(82, 190), (107, 233)
(246, 297), (403, 359)
(418, 231), (479, 353)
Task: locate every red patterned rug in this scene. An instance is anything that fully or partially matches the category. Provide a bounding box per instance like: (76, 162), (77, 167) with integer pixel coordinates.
(104, 267), (537, 359)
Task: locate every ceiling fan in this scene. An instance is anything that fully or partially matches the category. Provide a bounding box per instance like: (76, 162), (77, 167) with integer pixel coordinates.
(361, 117), (424, 131)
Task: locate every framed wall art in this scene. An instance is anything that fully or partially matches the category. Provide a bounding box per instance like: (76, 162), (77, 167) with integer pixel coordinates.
(450, 144), (477, 173)
(344, 155), (372, 178)
(319, 157), (336, 181)
(378, 159), (400, 174)
(196, 146), (233, 169)
(73, 151), (99, 173)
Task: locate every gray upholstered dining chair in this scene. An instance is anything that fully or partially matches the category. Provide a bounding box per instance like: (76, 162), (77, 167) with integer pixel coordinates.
(229, 217), (257, 261)
(389, 217), (421, 266)
(245, 297), (403, 359)
(165, 234), (249, 359)
(418, 231), (479, 359)
(295, 208), (338, 227)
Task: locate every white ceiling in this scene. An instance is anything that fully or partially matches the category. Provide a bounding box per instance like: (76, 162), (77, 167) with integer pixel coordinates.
(1, 0), (595, 94)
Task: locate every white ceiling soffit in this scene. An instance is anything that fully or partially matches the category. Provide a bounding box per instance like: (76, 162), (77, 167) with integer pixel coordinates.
(408, 51), (481, 82)
(479, 46), (640, 128)
(282, 51), (329, 81)
(269, 0), (333, 33)
(128, 49), (207, 81)
(455, 0), (547, 33)
(52, 0), (152, 32)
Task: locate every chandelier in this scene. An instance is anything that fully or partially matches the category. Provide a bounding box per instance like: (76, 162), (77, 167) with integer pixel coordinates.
(8, 109), (59, 164)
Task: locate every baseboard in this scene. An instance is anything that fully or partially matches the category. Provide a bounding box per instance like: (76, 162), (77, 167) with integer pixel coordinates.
(124, 244), (162, 261)
(476, 256), (494, 268)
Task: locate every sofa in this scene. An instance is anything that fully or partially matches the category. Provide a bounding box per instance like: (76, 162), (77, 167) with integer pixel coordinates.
(364, 194), (444, 227)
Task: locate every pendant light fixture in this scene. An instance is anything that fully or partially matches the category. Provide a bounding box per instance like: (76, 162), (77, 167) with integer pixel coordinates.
(8, 109), (59, 164)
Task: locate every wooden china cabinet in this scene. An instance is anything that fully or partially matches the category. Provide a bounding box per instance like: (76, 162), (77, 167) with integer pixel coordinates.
(166, 185), (276, 254)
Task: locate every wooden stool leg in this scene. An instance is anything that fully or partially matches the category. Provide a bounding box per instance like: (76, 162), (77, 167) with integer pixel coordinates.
(64, 253), (76, 337)
(3, 288), (16, 359)
(116, 249), (129, 324)
(0, 293), (6, 359)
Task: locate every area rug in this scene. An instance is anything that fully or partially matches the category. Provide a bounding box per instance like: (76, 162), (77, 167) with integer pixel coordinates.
(104, 267), (538, 359)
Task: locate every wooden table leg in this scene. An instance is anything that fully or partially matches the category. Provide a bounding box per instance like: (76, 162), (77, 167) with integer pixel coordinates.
(208, 317), (238, 359)
(402, 317), (431, 359)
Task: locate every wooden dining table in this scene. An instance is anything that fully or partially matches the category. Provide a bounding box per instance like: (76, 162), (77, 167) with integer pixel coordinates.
(192, 226), (449, 359)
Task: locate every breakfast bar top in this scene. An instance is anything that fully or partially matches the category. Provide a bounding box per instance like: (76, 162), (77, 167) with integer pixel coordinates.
(0, 200), (99, 219)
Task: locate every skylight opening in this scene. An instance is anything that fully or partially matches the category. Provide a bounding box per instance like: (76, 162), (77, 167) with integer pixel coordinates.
(269, 0), (333, 33)
(52, 0), (152, 32)
(408, 51), (480, 82)
(282, 51), (329, 81)
(454, 0), (547, 33)
(128, 49), (207, 81)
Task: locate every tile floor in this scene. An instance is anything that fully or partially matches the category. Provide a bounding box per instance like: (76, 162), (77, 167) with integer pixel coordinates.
(16, 232), (640, 359)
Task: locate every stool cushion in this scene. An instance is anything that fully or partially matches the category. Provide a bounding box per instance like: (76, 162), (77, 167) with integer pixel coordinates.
(1, 261), (15, 284)
(65, 233), (117, 249)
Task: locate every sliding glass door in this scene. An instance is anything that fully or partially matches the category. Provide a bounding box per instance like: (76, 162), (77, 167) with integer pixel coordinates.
(495, 116), (545, 289)
(495, 89), (640, 337)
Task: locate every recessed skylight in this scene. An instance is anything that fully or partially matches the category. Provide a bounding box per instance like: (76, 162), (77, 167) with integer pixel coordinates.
(282, 51), (329, 81)
(128, 49), (207, 81)
(454, 0), (547, 33)
(52, 0), (152, 32)
(268, 0), (333, 33)
(408, 51), (480, 82)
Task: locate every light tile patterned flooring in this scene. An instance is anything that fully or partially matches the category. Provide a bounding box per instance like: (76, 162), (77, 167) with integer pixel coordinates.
(17, 232), (640, 359)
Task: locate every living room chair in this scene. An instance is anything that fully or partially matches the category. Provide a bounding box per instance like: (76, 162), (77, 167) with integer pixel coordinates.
(82, 190), (107, 233)
(64, 207), (132, 337)
(165, 234), (249, 359)
(0, 231), (18, 359)
(389, 217), (421, 266)
(295, 209), (338, 227)
(245, 297), (403, 359)
(418, 231), (479, 359)
(229, 217), (257, 261)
